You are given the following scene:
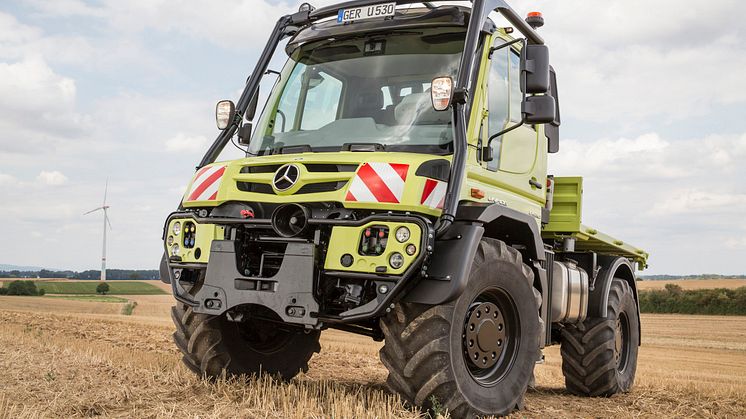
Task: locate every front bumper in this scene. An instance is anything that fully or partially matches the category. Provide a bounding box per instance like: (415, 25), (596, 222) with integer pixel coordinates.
(163, 211), (433, 328)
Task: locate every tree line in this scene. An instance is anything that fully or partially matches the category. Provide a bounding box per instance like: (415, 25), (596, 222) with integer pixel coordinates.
(639, 274), (746, 280)
(639, 284), (746, 315)
(0, 269), (159, 280)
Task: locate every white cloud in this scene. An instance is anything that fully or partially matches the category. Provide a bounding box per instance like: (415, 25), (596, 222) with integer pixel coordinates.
(550, 131), (746, 274)
(24, 0), (107, 18)
(1, 0), (745, 274)
(0, 173), (18, 186)
(165, 133), (210, 153)
(36, 170), (69, 186)
(649, 190), (746, 216)
(0, 56), (88, 153)
(0, 12), (96, 66)
(726, 237), (746, 249)
(502, 0), (746, 125)
(0, 56), (75, 109)
(22, 0), (299, 50)
(552, 132), (746, 183)
(0, 12), (41, 47)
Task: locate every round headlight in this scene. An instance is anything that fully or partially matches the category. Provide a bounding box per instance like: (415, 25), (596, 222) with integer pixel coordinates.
(171, 244), (180, 256)
(389, 252), (404, 269)
(167, 236), (174, 246)
(172, 221), (181, 236)
(395, 226), (410, 243)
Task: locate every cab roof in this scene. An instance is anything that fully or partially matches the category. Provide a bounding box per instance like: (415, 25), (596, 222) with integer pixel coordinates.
(287, 5), (497, 54)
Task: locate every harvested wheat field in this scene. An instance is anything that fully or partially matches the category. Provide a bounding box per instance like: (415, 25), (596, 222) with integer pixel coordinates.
(636, 279), (746, 290)
(1, 296), (745, 418)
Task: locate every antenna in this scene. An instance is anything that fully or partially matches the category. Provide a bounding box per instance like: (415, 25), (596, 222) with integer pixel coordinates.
(84, 179), (111, 281)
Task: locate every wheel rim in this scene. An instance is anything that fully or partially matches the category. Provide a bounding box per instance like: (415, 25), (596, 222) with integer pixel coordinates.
(615, 312), (630, 373)
(462, 287), (521, 386)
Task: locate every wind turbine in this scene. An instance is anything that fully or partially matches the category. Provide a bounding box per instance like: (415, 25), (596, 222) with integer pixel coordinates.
(84, 180), (112, 281)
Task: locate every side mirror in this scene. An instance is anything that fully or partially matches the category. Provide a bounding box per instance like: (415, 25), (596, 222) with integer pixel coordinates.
(523, 95), (556, 124)
(522, 45), (550, 94)
(246, 92), (259, 121)
(216, 100), (235, 130)
(237, 123), (252, 146)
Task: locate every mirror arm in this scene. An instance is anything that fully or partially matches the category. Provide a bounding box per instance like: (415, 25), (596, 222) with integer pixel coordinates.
(488, 38), (524, 59)
(483, 120), (524, 159)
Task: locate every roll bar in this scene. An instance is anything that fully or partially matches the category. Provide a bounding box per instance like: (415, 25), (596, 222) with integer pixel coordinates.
(198, 0), (544, 237)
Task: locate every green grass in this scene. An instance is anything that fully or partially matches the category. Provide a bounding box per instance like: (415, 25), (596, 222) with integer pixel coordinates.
(121, 301), (138, 315)
(43, 295), (129, 303)
(0, 281), (167, 295)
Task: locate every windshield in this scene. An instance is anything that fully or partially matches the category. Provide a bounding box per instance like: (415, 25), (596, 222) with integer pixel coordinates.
(249, 28), (465, 156)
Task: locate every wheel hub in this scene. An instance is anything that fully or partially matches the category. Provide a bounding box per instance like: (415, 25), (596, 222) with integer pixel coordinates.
(615, 314), (629, 372)
(464, 302), (505, 369)
(614, 318), (623, 365)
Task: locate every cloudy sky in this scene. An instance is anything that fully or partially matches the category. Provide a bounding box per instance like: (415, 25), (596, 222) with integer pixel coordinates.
(0, 0), (744, 274)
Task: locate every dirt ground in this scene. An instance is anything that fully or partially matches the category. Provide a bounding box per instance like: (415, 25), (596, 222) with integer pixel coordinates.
(0, 295), (744, 418)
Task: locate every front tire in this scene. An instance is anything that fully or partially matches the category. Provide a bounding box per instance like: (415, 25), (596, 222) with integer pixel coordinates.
(379, 239), (541, 418)
(171, 304), (321, 380)
(560, 278), (639, 396)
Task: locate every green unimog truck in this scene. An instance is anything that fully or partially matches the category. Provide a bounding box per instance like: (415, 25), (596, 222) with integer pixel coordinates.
(160, 1), (649, 416)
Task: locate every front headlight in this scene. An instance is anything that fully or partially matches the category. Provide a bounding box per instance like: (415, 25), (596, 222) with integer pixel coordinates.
(171, 244), (180, 256)
(172, 221), (181, 236)
(395, 226), (410, 243)
(389, 252), (404, 269)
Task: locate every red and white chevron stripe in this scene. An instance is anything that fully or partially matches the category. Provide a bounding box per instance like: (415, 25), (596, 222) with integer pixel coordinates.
(346, 162), (409, 204)
(421, 178), (447, 209)
(186, 164), (226, 201)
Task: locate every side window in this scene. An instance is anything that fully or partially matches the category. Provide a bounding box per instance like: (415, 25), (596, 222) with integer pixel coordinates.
(509, 51), (522, 123)
(301, 71), (343, 130)
(487, 45), (509, 171)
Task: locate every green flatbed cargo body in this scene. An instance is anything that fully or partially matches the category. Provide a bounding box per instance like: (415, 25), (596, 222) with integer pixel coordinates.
(543, 176), (649, 270)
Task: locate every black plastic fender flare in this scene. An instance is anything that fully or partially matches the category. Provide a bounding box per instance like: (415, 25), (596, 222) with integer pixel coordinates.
(590, 256), (642, 343)
(159, 252), (170, 284)
(404, 203), (545, 305)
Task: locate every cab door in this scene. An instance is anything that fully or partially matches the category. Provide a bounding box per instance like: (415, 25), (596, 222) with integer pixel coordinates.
(477, 36), (546, 207)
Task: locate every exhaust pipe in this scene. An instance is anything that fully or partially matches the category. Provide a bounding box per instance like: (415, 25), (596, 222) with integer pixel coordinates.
(271, 204), (311, 237)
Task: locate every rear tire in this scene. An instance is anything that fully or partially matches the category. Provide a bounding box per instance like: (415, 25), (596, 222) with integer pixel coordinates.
(171, 304), (321, 380)
(379, 239), (541, 418)
(560, 278), (639, 396)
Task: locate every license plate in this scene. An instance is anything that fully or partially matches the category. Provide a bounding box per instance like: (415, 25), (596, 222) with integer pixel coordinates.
(337, 2), (396, 23)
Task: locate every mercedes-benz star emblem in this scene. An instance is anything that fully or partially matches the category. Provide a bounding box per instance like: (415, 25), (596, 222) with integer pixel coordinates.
(272, 164), (300, 192)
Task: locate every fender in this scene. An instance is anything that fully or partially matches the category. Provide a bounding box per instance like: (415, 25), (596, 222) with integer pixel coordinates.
(403, 203), (545, 305)
(159, 252), (171, 284)
(589, 255), (641, 342)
